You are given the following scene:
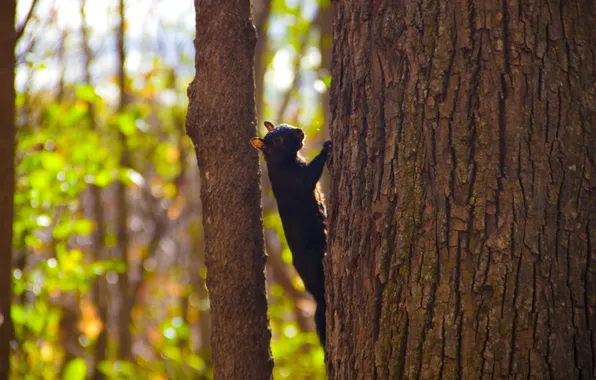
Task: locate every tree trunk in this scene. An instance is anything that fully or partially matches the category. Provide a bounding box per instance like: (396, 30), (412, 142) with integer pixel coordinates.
(254, 0), (272, 121)
(186, 1), (273, 379)
(115, 0), (133, 362)
(0, 1), (16, 379)
(80, 1), (109, 375)
(326, 0), (596, 379)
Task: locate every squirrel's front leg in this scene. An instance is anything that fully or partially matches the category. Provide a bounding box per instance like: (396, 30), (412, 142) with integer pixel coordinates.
(305, 140), (332, 189)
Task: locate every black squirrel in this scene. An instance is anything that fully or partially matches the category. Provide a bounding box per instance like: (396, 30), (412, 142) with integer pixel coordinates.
(251, 121), (331, 348)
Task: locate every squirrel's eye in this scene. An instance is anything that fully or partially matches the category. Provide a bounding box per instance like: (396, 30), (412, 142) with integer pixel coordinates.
(273, 136), (283, 145)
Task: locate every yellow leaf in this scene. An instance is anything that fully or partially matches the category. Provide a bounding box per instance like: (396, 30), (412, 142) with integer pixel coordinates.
(79, 299), (103, 340)
(165, 145), (180, 163)
(40, 342), (54, 362)
(148, 327), (163, 346)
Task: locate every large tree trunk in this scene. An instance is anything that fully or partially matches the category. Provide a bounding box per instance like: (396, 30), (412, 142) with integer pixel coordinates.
(326, 0), (596, 378)
(0, 1), (16, 379)
(186, 1), (273, 378)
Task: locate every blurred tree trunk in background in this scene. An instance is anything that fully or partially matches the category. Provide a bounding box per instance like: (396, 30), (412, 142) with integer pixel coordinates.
(315, 1), (333, 193)
(115, 0), (133, 362)
(0, 1), (16, 378)
(326, 0), (596, 378)
(79, 1), (108, 376)
(316, 0), (332, 135)
(254, 0), (272, 121)
(186, 0), (273, 378)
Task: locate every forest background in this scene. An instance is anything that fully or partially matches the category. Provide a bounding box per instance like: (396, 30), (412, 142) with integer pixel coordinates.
(9, 0), (330, 378)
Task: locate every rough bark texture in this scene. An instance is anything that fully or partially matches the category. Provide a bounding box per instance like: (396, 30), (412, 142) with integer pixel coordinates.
(186, 0), (273, 378)
(0, 2), (16, 379)
(326, 0), (596, 378)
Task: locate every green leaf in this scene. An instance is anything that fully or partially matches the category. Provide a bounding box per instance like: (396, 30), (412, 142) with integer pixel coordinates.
(52, 222), (72, 240)
(76, 84), (100, 103)
(11, 304), (25, 325)
(95, 170), (115, 187)
(62, 102), (89, 128)
(40, 151), (66, 172)
(163, 345), (181, 361)
(73, 219), (94, 236)
(321, 74), (332, 88)
(187, 354), (205, 371)
(62, 358), (87, 380)
(117, 113), (137, 136)
(29, 169), (52, 190)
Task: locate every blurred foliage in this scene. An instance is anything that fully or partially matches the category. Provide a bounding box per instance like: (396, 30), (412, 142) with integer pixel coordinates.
(11, 0), (331, 378)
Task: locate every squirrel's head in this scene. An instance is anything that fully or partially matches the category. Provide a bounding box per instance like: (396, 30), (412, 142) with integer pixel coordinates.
(250, 121), (305, 161)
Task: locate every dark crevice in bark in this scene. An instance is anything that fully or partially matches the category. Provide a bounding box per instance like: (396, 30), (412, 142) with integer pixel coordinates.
(555, 172), (565, 261)
(439, 315), (446, 380)
(479, 314), (490, 380)
(467, 0), (475, 47)
(537, 63), (544, 101)
(501, 267), (509, 319)
(457, 311), (463, 380)
(546, 253), (555, 379)
(517, 140), (528, 220)
(508, 205), (522, 375)
(528, 94), (536, 196)
(586, 220), (595, 377)
(396, 311), (409, 380)
(373, 278), (383, 342)
(375, 52), (386, 202)
(454, 235), (462, 324)
(558, 2), (572, 87)
(466, 118), (477, 204)
(414, 216), (441, 379)
(532, 261), (538, 313)
(442, 12), (458, 98)
(497, 73), (507, 223)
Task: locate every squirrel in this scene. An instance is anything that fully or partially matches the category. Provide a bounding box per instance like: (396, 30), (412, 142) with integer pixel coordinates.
(251, 121), (331, 348)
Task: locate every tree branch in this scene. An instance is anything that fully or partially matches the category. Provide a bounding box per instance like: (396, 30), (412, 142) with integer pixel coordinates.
(265, 229), (314, 333)
(15, 0), (39, 42)
(276, 31), (311, 124)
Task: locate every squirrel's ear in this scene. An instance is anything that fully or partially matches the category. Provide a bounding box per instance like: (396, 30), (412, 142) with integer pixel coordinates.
(264, 121), (275, 132)
(250, 138), (268, 152)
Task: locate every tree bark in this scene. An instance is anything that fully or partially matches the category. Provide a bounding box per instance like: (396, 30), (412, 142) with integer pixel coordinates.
(326, 0), (596, 379)
(0, 1), (16, 379)
(186, 1), (273, 379)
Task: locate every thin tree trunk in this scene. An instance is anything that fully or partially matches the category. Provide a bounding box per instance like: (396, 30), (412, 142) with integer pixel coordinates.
(0, 1), (16, 379)
(80, 1), (108, 376)
(186, 1), (273, 378)
(265, 229), (313, 333)
(189, 217), (212, 377)
(115, 0), (132, 361)
(327, 0), (596, 378)
(56, 30), (67, 103)
(57, 24), (78, 376)
(315, 2), (333, 193)
(316, 1), (332, 134)
(254, 0), (272, 121)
